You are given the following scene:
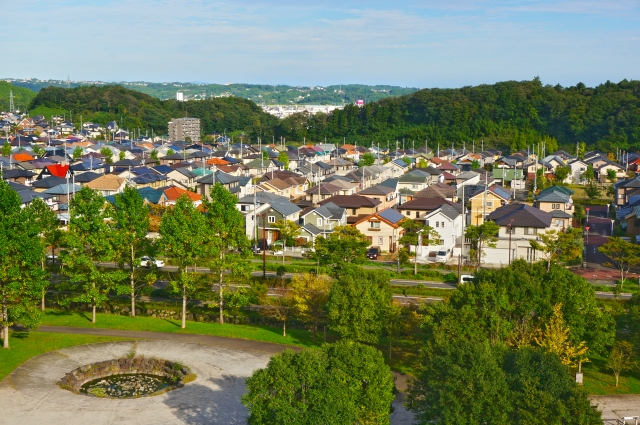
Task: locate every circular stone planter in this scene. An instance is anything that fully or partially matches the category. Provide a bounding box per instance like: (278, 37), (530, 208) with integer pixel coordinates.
(57, 357), (196, 398)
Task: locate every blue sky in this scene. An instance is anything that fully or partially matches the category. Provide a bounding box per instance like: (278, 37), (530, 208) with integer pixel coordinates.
(2, 0), (639, 88)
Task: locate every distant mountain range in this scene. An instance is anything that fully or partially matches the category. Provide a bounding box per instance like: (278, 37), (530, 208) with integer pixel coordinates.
(3, 78), (419, 106)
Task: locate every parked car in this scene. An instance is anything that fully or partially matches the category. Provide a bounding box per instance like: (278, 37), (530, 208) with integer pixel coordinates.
(140, 256), (164, 268)
(251, 245), (262, 254)
(367, 247), (380, 260)
(435, 249), (451, 263)
(459, 274), (475, 284)
(46, 254), (59, 263)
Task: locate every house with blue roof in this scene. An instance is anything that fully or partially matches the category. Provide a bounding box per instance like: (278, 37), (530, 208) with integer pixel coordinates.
(353, 207), (407, 253)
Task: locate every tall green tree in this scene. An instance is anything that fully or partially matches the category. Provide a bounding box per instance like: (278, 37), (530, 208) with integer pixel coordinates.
(1, 141), (11, 157)
(359, 152), (375, 167)
(273, 219), (301, 264)
(399, 219), (439, 275)
(61, 186), (124, 324)
(113, 185), (152, 317)
(100, 147), (113, 164)
(291, 273), (332, 341)
(242, 341), (395, 425)
(277, 151), (290, 170)
(598, 237), (640, 283)
(327, 268), (392, 343)
(313, 225), (369, 273)
(159, 194), (207, 328)
(554, 165), (571, 182)
(72, 146), (83, 160)
(0, 181), (49, 348)
(202, 183), (251, 324)
(529, 229), (583, 271)
(28, 197), (60, 311)
(465, 221), (500, 271)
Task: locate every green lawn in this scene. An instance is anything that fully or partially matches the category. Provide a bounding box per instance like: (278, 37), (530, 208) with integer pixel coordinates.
(583, 354), (640, 395)
(40, 310), (324, 348)
(0, 331), (130, 381)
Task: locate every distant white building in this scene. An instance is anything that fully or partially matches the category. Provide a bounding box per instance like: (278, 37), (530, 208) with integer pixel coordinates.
(168, 117), (200, 142)
(176, 92), (185, 101)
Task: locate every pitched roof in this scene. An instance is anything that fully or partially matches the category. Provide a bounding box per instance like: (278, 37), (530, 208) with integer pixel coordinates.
(45, 164), (70, 178)
(398, 198), (461, 212)
(164, 186), (202, 202)
(414, 183), (456, 199)
(318, 195), (382, 209)
(487, 204), (552, 228)
(85, 174), (126, 191)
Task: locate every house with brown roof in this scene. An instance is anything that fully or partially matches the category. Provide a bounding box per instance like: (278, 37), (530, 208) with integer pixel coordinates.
(413, 183), (457, 202)
(85, 174), (127, 196)
(358, 184), (398, 209)
(259, 176), (309, 200)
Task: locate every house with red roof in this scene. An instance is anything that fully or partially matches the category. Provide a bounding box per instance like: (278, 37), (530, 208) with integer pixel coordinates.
(37, 164), (71, 180)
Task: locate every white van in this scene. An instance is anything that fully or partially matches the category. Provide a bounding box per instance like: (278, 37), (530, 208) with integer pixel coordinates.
(435, 249), (451, 263)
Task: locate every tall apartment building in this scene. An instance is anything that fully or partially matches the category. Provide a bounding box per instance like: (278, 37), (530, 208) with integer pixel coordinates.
(168, 117), (201, 142)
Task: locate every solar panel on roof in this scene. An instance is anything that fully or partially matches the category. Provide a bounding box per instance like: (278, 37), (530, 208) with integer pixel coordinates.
(378, 208), (404, 224)
(493, 187), (510, 199)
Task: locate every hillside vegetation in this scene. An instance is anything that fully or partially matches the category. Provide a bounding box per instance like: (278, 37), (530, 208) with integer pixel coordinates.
(25, 79), (640, 153)
(29, 85), (277, 136)
(276, 78), (640, 152)
(0, 81), (37, 113)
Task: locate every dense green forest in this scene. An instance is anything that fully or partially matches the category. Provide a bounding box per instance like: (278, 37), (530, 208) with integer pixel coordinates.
(9, 79), (416, 105)
(23, 78), (640, 153)
(0, 82), (37, 113)
(274, 78), (640, 153)
(28, 85), (278, 137)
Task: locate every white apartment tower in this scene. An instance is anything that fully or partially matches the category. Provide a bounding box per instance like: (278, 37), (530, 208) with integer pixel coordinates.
(168, 117), (201, 142)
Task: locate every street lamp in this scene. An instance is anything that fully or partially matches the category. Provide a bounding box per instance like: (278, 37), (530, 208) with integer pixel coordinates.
(508, 219), (514, 265)
(584, 225), (590, 268)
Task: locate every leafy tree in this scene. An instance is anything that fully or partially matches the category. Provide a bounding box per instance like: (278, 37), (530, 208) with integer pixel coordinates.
(359, 152), (375, 167)
(471, 159), (481, 170)
(598, 237), (640, 283)
(28, 197), (59, 311)
(159, 194), (207, 328)
(61, 186), (125, 324)
(606, 341), (638, 387)
(260, 280), (294, 337)
(99, 147), (113, 164)
(534, 303), (589, 370)
(399, 219), (439, 275)
(273, 219), (301, 264)
(291, 273), (332, 341)
(201, 183), (251, 324)
(313, 225), (369, 273)
(465, 221), (500, 271)
(167, 148), (175, 156)
(1, 141), (11, 157)
(262, 149), (269, 160)
(32, 145), (45, 158)
(582, 163), (595, 182)
(606, 168), (618, 185)
(401, 156), (411, 165)
(242, 341), (395, 425)
(585, 181), (600, 199)
(119, 150), (125, 161)
(72, 146), (83, 160)
(417, 158), (427, 168)
(112, 185), (152, 317)
(383, 156), (390, 164)
(529, 229), (582, 271)
(0, 181), (49, 348)
(385, 303), (404, 359)
(150, 149), (159, 160)
(327, 268), (392, 343)
(277, 151), (289, 170)
(554, 165), (571, 182)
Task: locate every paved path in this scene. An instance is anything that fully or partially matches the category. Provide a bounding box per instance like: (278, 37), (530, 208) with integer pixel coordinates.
(1, 329), (414, 425)
(591, 394), (640, 423)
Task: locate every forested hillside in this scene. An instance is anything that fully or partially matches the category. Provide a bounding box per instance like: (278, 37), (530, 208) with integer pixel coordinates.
(274, 78), (640, 152)
(28, 85), (277, 136)
(0, 82), (37, 113)
(25, 79), (640, 153)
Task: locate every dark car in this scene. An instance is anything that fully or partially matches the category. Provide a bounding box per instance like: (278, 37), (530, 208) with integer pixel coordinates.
(251, 245), (262, 254)
(366, 247), (380, 260)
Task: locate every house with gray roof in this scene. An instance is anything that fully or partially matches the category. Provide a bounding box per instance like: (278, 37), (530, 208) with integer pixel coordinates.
(353, 207), (407, 253)
(298, 202), (347, 244)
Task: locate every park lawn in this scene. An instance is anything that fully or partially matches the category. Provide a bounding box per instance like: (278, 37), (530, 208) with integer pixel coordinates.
(40, 310), (323, 349)
(582, 354), (640, 395)
(0, 331), (130, 381)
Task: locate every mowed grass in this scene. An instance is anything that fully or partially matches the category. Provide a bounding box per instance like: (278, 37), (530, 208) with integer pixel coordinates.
(582, 354), (640, 395)
(41, 310), (323, 348)
(0, 331), (130, 381)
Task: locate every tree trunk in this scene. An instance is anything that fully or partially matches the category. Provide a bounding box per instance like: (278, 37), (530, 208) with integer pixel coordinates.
(283, 242), (286, 265)
(130, 247), (136, 317)
(219, 270), (224, 325)
(312, 322), (317, 341)
(92, 304), (96, 324)
(414, 243), (418, 275)
(282, 319), (286, 337)
(615, 372), (619, 387)
(547, 256), (551, 272)
(181, 285), (187, 329)
(41, 260), (46, 312)
(2, 304), (8, 349)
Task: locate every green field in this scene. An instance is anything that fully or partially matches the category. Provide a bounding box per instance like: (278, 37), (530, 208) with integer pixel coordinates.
(583, 354), (640, 395)
(0, 331), (129, 381)
(40, 310), (323, 348)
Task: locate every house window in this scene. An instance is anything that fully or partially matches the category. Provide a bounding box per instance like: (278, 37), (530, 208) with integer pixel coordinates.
(317, 218), (322, 226)
(552, 203), (560, 209)
(406, 211), (410, 216)
(378, 237), (383, 245)
(241, 205), (247, 211)
(352, 208), (357, 215)
(370, 221), (381, 229)
(525, 227), (537, 235)
(415, 212), (419, 218)
(485, 201), (493, 207)
(268, 216), (276, 223)
(441, 222), (445, 228)
(435, 222), (439, 228)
